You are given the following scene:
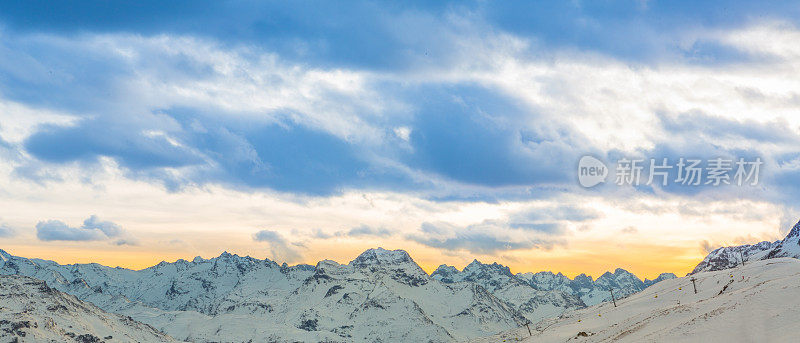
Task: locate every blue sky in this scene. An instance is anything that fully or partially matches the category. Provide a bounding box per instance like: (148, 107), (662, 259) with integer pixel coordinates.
(0, 1), (799, 276)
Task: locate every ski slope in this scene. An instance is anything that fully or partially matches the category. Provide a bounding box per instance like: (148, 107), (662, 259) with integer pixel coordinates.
(471, 257), (800, 343)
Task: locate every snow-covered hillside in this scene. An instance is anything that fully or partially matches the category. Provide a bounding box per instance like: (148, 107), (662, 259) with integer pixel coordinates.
(0, 274), (176, 342)
(691, 220), (800, 274)
(472, 257), (800, 343)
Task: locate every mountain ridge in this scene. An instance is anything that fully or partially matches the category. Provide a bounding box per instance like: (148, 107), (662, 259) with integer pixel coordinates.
(691, 219), (800, 274)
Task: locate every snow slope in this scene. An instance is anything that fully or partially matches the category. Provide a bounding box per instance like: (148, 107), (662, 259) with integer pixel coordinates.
(0, 274), (176, 342)
(471, 258), (800, 343)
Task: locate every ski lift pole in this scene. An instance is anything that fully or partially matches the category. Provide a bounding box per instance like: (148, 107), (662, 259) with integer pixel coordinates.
(690, 277), (697, 294)
(609, 288), (617, 307)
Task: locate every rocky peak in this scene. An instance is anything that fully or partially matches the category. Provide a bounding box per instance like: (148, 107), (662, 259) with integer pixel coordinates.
(350, 248), (428, 286)
(596, 268), (643, 290)
(431, 264), (459, 281)
(572, 273), (593, 284)
(218, 251), (234, 259)
(351, 248), (413, 266)
(463, 260), (513, 278)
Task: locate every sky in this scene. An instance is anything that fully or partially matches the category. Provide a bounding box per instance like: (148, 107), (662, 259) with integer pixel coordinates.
(1, 0), (800, 279)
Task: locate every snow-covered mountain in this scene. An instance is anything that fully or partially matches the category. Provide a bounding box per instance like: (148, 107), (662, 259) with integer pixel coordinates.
(691, 219), (800, 274)
(0, 246), (678, 342)
(472, 257), (800, 343)
(643, 272), (677, 287)
(435, 260), (672, 309)
(523, 269), (647, 306)
(432, 260), (585, 322)
(0, 274), (176, 342)
(0, 248), (528, 342)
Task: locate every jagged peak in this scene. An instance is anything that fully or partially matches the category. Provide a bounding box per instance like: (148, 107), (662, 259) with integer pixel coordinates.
(464, 259), (482, 268)
(0, 248), (10, 261)
(786, 219), (800, 239)
(613, 268), (635, 275)
(351, 247), (413, 266)
(316, 259), (341, 269)
(432, 264), (458, 274)
(598, 268), (639, 281)
(463, 259), (513, 276)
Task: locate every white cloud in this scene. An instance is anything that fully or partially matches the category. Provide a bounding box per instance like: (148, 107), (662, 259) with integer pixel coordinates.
(0, 101), (77, 143)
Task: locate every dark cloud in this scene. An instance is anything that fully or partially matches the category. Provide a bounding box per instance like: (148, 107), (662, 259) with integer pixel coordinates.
(404, 85), (594, 187)
(1, 0), (793, 69)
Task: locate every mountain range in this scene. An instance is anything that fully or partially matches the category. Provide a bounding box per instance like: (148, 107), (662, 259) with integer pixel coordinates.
(0, 247), (671, 342)
(4, 219), (798, 342)
(691, 219), (800, 274)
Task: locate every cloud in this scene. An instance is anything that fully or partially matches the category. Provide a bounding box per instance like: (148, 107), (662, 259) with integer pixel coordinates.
(621, 226), (638, 234)
(312, 225), (394, 240)
(2, 18), (800, 208)
(403, 84), (593, 187)
(507, 205), (600, 233)
(0, 224), (15, 238)
(35, 215), (136, 244)
(343, 225), (392, 238)
(3, 2), (800, 266)
(700, 240), (720, 253)
(252, 229), (302, 263)
(36, 220), (107, 241)
(82, 215), (124, 237)
(407, 221), (563, 255)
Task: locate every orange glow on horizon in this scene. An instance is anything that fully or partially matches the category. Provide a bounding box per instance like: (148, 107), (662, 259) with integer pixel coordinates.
(2, 240), (705, 280)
